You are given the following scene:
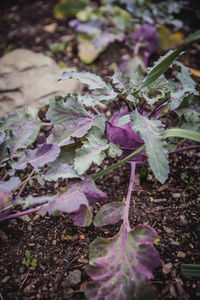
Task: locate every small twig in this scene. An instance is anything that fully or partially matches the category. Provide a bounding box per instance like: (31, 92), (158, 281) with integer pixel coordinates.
(54, 257), (78, 289)
(16, 169), (35, 197)
(19, 270), (30, 290)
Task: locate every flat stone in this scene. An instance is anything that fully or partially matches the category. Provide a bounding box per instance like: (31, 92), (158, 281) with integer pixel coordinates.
(0, 49), (82, 117)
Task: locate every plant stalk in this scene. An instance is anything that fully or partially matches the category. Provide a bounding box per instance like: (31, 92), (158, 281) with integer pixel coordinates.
(123, 162), (136, 232)
(170, 145), (200, 154)
(0, 205), (41, 222)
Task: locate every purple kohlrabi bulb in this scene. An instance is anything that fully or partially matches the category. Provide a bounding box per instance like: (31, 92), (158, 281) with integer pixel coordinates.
(106, 108), (146, 163)
(132, 24), (158, 54)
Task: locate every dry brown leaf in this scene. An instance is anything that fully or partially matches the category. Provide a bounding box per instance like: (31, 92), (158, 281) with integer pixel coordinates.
(190, 68), (200, 78)
(43, 23), (57, 33)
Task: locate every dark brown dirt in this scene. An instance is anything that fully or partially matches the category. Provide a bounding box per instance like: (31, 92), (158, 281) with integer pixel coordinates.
(0, 1), (200, 300)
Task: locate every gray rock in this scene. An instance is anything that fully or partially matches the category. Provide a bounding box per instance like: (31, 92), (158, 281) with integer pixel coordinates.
(0, 49), (82, 117)
(66, 270), (81, 286)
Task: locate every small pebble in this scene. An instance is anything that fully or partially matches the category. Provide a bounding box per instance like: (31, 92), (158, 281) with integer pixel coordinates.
(162, 262), (172, 275)
(66, 270), (81, 286)
(177, 251), (186, 258)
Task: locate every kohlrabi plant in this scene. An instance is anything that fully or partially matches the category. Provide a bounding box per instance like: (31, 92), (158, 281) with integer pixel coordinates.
(0, 30), (200, 299)
(68, 0), (187, 65)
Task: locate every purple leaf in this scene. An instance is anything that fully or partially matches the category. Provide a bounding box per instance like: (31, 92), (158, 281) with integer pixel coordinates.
(47, 118), (93, 146)
(70, 204), (93, 226)
(46, 97), (92, 125)
(8, 122), (41, 155)
(36, 178), (105, 226)
(0, 177), (21, 216)
(94, 202), (125, 227)
(86, 224), (161, 300)
(0, 192), (12, 217)
(66, 177), (107, 206)
(69, 19), (103, 35)
(15, 143), (60, 170)
(93, 32), (124, 49)
(39, 190), (92, 226)
(0, 177), (21, 192)
(106, 108), (146, 163)
(0, 132), (5, 145)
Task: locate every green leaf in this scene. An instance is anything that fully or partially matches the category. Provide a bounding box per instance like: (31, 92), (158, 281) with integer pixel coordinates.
(140, 75), (170, 105)
(46, 97), (92, 125)
(23, 107), (42, 123)
(135, 30), (200, 93)
(107, 143), (122, 158)
(176, 108), (200, 123)
(169, 62), (198, 110)
(130, 110), (169, 184)
(74, 127), (109, 175)
(165, 128), (200, 143)
(94, 202), (125, 227)
(41, 160), (81, 182)
(92, 115), (106, 134)
(25, 250), (31, 259)
(111, 70), (134, 94)
(31, 258), (37, 267)
(57, 71), (108, 90)
(54, 0), (89, 18)
(57, 72), (117, 101)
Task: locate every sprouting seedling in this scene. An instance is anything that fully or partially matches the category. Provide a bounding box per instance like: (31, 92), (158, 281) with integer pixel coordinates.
(22, 250), (37, 268)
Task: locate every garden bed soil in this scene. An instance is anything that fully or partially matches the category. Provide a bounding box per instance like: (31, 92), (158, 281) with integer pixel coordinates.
(0, 1), (200, 299)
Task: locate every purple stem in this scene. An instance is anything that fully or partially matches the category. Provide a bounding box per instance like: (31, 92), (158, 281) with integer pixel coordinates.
(148, 98), (169, 118)
(0, 206), (41, 222)
(1, 173), (9, 181)
(134, 42), (141, 56)
(176, 83), (183, 93)
(92, 106), (102, 115)
(118, 95), (132, 112)
(115, 99), (121, 110)
(16, 169), (35, 197)
(143, 51), (150, 69)
(139, 100), (147, 115)
(0, 205), (12, 214)
(170, 145), (200, 155)
(123, 162), (136, 232)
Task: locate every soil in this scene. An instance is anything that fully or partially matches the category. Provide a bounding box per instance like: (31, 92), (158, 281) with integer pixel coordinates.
(0, 1), (200, 300)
